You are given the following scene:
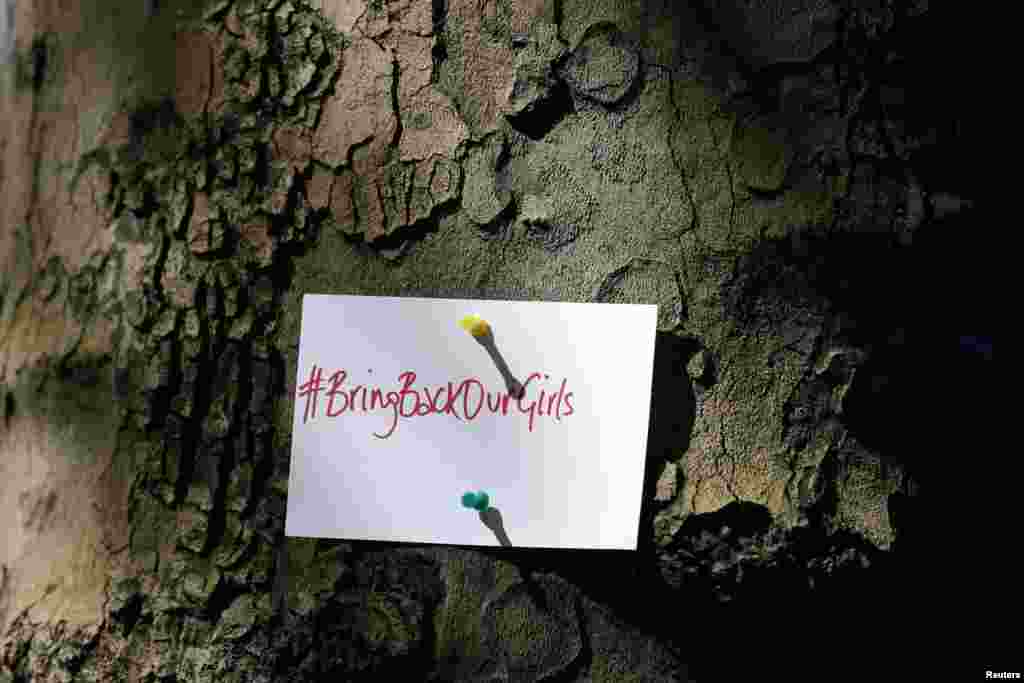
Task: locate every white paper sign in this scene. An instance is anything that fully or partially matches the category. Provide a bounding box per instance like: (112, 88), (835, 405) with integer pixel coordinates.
(285, 294), (658, 549)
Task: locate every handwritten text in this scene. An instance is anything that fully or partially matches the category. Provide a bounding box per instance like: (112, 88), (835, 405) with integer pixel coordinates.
(297, 365), (576, 438)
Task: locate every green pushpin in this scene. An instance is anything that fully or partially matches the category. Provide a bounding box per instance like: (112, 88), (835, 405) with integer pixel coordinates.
(460, 490), (490, 511)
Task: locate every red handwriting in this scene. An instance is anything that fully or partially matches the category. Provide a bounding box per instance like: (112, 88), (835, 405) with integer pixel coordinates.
(297, 364), (576, 439)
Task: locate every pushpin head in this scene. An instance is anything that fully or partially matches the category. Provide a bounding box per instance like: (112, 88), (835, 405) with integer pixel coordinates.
(460, 490), (490, 511)
(458, 314), (491, 338)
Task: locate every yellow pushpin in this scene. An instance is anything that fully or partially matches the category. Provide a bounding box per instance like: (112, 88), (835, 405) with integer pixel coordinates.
(458, 314), (491, 338)
(457, 313), (524, 398)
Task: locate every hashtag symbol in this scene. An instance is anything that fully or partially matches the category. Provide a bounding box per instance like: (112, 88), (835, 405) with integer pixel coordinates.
(298, 364), (324, 424)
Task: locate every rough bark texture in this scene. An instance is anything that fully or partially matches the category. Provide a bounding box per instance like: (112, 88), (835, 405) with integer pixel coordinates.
(0, 0), (997, 681)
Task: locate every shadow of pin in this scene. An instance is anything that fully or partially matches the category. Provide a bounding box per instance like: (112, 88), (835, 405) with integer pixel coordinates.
(476, 326), (525, 399)
(478, 506), (511, 547)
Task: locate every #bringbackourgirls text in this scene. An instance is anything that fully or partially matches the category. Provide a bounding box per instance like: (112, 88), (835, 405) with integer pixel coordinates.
(296, 365), (576, 438)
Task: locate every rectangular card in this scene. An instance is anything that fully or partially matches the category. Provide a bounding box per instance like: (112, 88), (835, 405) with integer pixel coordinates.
(285, 294), (658, 549)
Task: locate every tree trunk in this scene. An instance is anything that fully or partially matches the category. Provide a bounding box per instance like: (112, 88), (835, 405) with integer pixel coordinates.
(0, 1), (992, 680)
